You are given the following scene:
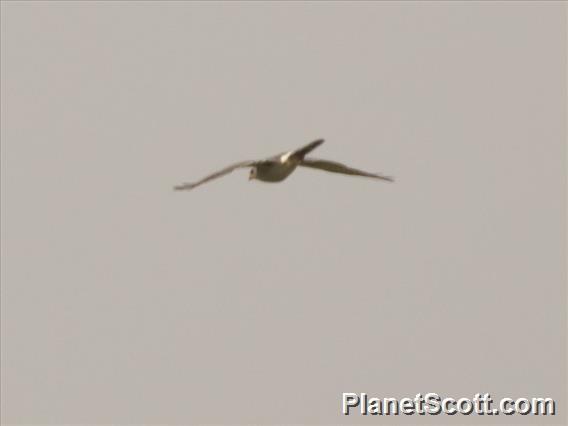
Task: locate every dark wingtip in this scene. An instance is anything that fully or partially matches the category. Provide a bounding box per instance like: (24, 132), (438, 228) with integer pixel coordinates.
(374, 174), (395, 182)
(173, 183), (195, 191)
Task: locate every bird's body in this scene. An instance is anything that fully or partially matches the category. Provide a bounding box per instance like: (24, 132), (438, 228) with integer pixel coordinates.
(174, 139), (393, 191)
(254, 160), (297, 182)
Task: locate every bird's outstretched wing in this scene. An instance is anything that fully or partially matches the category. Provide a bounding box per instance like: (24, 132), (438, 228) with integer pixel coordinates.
(274, 139), (325, 163)
(299, 158), (394, 182)
(289, 139), (324, 161)
(174, 160), (256, 191)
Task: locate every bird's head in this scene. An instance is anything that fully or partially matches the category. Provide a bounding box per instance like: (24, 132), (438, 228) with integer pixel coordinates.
(248, 167), (257, 181)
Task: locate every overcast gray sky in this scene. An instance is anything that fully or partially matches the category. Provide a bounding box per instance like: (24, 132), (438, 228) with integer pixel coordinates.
(1, 1), (566, 424)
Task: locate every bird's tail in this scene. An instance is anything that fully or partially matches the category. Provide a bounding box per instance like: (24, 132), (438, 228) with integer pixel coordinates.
(291, 139), (324, 160)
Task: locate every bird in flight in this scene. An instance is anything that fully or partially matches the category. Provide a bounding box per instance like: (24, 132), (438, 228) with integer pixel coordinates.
(174, 139), (394, 191)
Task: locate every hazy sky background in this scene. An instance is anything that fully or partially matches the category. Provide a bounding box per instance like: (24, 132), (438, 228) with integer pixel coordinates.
(1, 1), (566, 424)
